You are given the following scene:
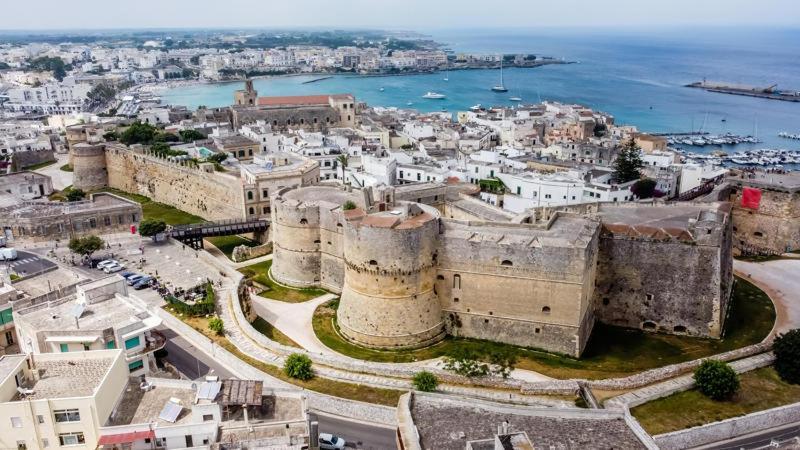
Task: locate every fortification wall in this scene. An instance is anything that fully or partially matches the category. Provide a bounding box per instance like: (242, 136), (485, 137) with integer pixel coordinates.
(593, 232), (729, 338)
(436, 220), (599, 356)
(729, 187), (800, 254)
(232, 105), (339, 130)
(270, 199), (323, 287)
(12, 148), (55, 171)
(104, 145), (245, 221)
(337, 204), (445, 349)
(72, 143), (109, 191)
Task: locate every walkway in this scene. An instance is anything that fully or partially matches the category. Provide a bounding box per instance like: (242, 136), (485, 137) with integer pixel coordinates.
(32, 152), (72, 190)
(250, 293), (339, 355)
(734, 258), (800, 336)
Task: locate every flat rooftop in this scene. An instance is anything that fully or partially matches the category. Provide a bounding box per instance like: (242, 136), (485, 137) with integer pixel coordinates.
(443, 213), (598, 249)
(0, 354), (26, 384)
(15, 356), (115, 400)
(108, 380), (197, 426)
(0, 192), (139, 220)
(596, 202), (726, 229)
(728, 171), (800, 192)
(411, 395), (646, 450)
(281, 185), (356, 207)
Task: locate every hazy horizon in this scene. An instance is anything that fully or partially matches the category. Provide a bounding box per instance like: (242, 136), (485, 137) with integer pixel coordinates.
(2, 0), (799, 31)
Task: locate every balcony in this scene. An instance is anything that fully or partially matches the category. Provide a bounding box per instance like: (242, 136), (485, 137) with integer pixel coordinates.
(126, 330), (166, 358)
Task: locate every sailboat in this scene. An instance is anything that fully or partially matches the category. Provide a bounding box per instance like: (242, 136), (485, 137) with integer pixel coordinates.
(443, 66), (449, 82)
(491, 57), (508, 92)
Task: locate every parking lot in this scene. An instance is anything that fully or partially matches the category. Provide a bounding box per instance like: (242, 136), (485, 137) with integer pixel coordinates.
(3, 250), (58, 277)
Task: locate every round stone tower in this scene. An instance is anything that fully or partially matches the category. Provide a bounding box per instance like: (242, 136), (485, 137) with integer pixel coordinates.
(71, 142), (109, 191)
(337, 202), (445, 349)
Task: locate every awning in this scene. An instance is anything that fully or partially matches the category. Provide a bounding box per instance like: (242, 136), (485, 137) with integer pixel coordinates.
(98, 430), (155, 445)
(44, 335), (99, 343)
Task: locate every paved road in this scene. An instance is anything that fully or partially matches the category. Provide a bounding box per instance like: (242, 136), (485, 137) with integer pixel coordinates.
(159, 327), (234, 380)
(734, 258), (800, 336)
(698, 422), (800, 449)
(3, 250), (57, 276)
(309, 413), (397, 450)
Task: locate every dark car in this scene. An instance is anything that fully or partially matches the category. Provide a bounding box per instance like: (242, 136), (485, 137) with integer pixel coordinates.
(133, 276), (154, 290)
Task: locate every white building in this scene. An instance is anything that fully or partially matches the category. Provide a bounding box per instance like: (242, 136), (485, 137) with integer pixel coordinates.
(5, 78), (92, 114)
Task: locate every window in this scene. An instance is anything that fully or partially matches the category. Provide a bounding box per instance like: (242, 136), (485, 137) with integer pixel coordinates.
(248, 207), (255, 215)
(89, 218), (97, 229)
(262, 189), (269, 197)
(0, 308), (12, 325)
(59, 343), (69, 352)
(542, 306), (551, 314)
(453, 298), (459, 303)
(673, 325), (687, 333)
(106, 340), (115, 349)
(128, 360), (144, 371)
(247, 191), (254, 200)
(642, 321), (657, 330)
(16, 441), (26, 450)
(42, 439), (49, 448)
(82, 343), (90, 351)
(103, 216), (111, 226)
(516, 186), (521, 195)
(54, 409), (80, 423)
(58, 432), (85, 446)
(754, 231), (764, 237)
(203, 414), (214, 422)
(500, 260), (513, 267)
(124, 336), (141, 350)
(11, 417), (22, 428)
(37, 415), (44, 424)
(645, 293), (654, 301)
(300, 218), (308, 225)
(602, 298), (610, 306)
(453, 274), (461, 289)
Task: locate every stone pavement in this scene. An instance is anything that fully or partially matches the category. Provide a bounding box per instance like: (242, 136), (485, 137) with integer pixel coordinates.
(32, 152), (72, 190)
(250, 292), (339, 355)
(734, 258), (800, 337)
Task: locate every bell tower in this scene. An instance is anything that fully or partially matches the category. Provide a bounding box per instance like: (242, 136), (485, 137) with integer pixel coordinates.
(234, 79), (258, 106)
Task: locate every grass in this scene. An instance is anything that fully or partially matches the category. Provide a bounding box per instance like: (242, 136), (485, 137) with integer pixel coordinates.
(206, 235), (259, 259)
(632, 367), (800, 435)
(239, 260), (328, 303)
(9, 274), (20, 281)
(94, 188), (204, 225)
(163, 306), (402, 406)
(24, 160), (57, 171)
(251, 316), (301, 348)
(59, 164), (73, 172)
(312, 276), (775, 380)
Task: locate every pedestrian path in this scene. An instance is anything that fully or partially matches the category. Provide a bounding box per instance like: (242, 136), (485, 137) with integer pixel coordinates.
(250, 293), (338, 355)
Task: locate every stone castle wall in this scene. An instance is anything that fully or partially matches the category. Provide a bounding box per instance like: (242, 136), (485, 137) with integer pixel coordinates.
(72, 143), (109, 191)
(728, 187), (800, 254)
(231, 105), (340, 130)
(104, 145), (246, 221)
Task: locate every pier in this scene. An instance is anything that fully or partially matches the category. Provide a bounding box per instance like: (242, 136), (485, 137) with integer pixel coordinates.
(686, 80), (800, 102)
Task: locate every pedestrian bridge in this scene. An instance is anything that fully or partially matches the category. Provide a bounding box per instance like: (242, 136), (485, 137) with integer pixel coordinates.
(170, 218), (269, 249)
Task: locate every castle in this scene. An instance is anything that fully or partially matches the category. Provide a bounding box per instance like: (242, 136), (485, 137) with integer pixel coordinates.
(271, 183), (733, 356)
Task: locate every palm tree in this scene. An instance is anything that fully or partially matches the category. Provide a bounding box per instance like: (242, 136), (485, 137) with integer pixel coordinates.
(336, 154), (349, 184)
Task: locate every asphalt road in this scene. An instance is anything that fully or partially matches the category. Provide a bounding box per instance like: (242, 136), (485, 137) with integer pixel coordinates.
(159, 327), (234, 380)
(4, 250), (57, 276)
(309, 413), (397, 450)
(699, 422), (800, 449)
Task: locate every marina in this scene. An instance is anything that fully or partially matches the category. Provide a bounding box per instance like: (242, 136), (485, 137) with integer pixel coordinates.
(664, 133), (761, 147)
(679, 148), (800, 168)
(779, 132), (800, 140)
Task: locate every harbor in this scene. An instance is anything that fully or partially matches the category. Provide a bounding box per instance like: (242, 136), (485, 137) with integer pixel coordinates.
(679, 147), (800, 168)
(686, 80), (800, 102)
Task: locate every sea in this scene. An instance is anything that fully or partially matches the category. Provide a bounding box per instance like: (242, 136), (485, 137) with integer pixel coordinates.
(162, 27), (800, 161)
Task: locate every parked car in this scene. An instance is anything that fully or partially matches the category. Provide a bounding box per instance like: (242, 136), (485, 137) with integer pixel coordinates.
(103, 263), (125, 273)
(96, 259), (118, 270)
(318, 433), (346, 450)
(120, 271), (137, 279)
(126, 274), (145, 286)
(0, 248), (18, 261)
(133, 276), (154, 290)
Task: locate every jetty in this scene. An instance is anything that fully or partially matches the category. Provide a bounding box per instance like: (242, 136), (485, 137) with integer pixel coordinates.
(686, 80), (800, 102)
(302, 76), (333, 84)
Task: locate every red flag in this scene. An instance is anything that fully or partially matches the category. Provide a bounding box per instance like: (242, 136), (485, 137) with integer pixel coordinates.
(741, 187), (762, 210)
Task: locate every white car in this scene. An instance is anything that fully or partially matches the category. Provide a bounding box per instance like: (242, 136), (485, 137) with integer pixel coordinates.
(96, 259), (118, 270)
(318, 433), (346, 450)
(103, 263), (125, 273)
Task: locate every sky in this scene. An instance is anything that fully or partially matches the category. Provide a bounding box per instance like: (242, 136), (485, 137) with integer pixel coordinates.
(2, 0), (799, 30)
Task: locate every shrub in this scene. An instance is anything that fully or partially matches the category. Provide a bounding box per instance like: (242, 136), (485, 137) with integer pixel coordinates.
(774, 329), (800, 384)
(632, 178), (658, 199)
(283, 353), (314, 381)
(68, 235), (105, 257)
(342, 200), (357, 211)
(694, 360), (740, 400)
(208, 316), (224, 335)
(412, 371), (439, 392)
(139, 218), (167, 237)
(65, 188), (86, 202)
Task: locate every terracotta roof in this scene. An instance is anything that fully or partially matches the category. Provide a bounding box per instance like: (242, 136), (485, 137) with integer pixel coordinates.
(256, 95), (332, 106)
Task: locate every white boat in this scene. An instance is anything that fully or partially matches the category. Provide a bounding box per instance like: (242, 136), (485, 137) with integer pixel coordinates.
(406, 102), (414, 106)
(509, 96), (522, 102)
(422, 91), (446, 100)
(470, 104), (482, 111)
(379, 87), (385, 92)
(443, 67), (449, 82)
(491, 57), (508, 92)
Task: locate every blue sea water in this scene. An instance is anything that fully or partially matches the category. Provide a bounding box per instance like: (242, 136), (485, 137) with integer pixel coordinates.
(162, 27), (800, 152)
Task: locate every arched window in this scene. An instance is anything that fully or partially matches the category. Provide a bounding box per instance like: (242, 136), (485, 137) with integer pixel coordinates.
(453, 274), (461, 289)
(248, 207), (255, 215)
(642, 321), (657, 330)
(300, 218), (308, 225)
(247, 191), (254, 200)
(673, 325), (687, 333)
(369, 260), (378, 266)
(336, 223), (343, 228)
(501, 260), (513, 267)
(300, 118), (305, 125)
(542, 306), (551, 314)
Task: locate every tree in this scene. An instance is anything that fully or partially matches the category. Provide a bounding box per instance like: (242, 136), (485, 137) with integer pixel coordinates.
(68, 235), (105, 258)
(283, 353), (314, 381)
(206, 153), (227, 164)
(412, 371), (439, 392)
(65, 188), (86, 202)
(139, 218), (167, 237)
(179, 129), (206, 142)
(208, 316), (224, 336)
(774, 329), (800, 384)
(336, 154), (349, 183)
(631, 178), (658, 199)
(694, 360), (740, 400)
(613, 138), (644, 183)
(119, 121), (158, 145)
(342, 200), (357, 211)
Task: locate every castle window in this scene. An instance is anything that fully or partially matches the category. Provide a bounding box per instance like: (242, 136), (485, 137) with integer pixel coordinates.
(326, 117), (330, 123)
(453, 297), (459, 303)
(646, 293), (654, 301)
(89, 218), (97, 229)
(369, 260), (378, 266)
(300, 218), (308, 225)
(542, 306), (551, 314)
(314, 118), (318, 124)
(273, 120), (278, 126)
(602, 297), (609, 306)
(247, 191), (254, 200)
(347, 115), (351, 121)
(248, 207), (255, 215)
(453, 274), (461, 289)
(484, 319), (489, 324)
(535, 328), (541, 334)
(262, 189), (268, 197)
(314, 239), (320, 244)
(642, 321), (657, 330)
(103, 216), (111, 226)
(437, 275), (444, 280)
(673, 325), (687, 333)
(262, 207), (268, 214)
(501, 260), (513, 267)
(300, 118), (305, 125)
(754, 231), (763, 237)
(336, 223), (343, 228)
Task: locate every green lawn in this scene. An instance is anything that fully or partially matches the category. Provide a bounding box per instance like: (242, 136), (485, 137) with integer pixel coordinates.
(94, 188), (204, 225)
(59, 164), (73, 172)
(632, 367), (800, 435)
(312, 276), (775, 380)
(206, 235), (259, 259)
(251, 317), (301, 348)
(239, 260), (328, 303)
(25, 160), (57, 170)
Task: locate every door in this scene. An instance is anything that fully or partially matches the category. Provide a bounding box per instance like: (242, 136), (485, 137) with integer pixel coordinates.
(184, 435), (193, 448)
